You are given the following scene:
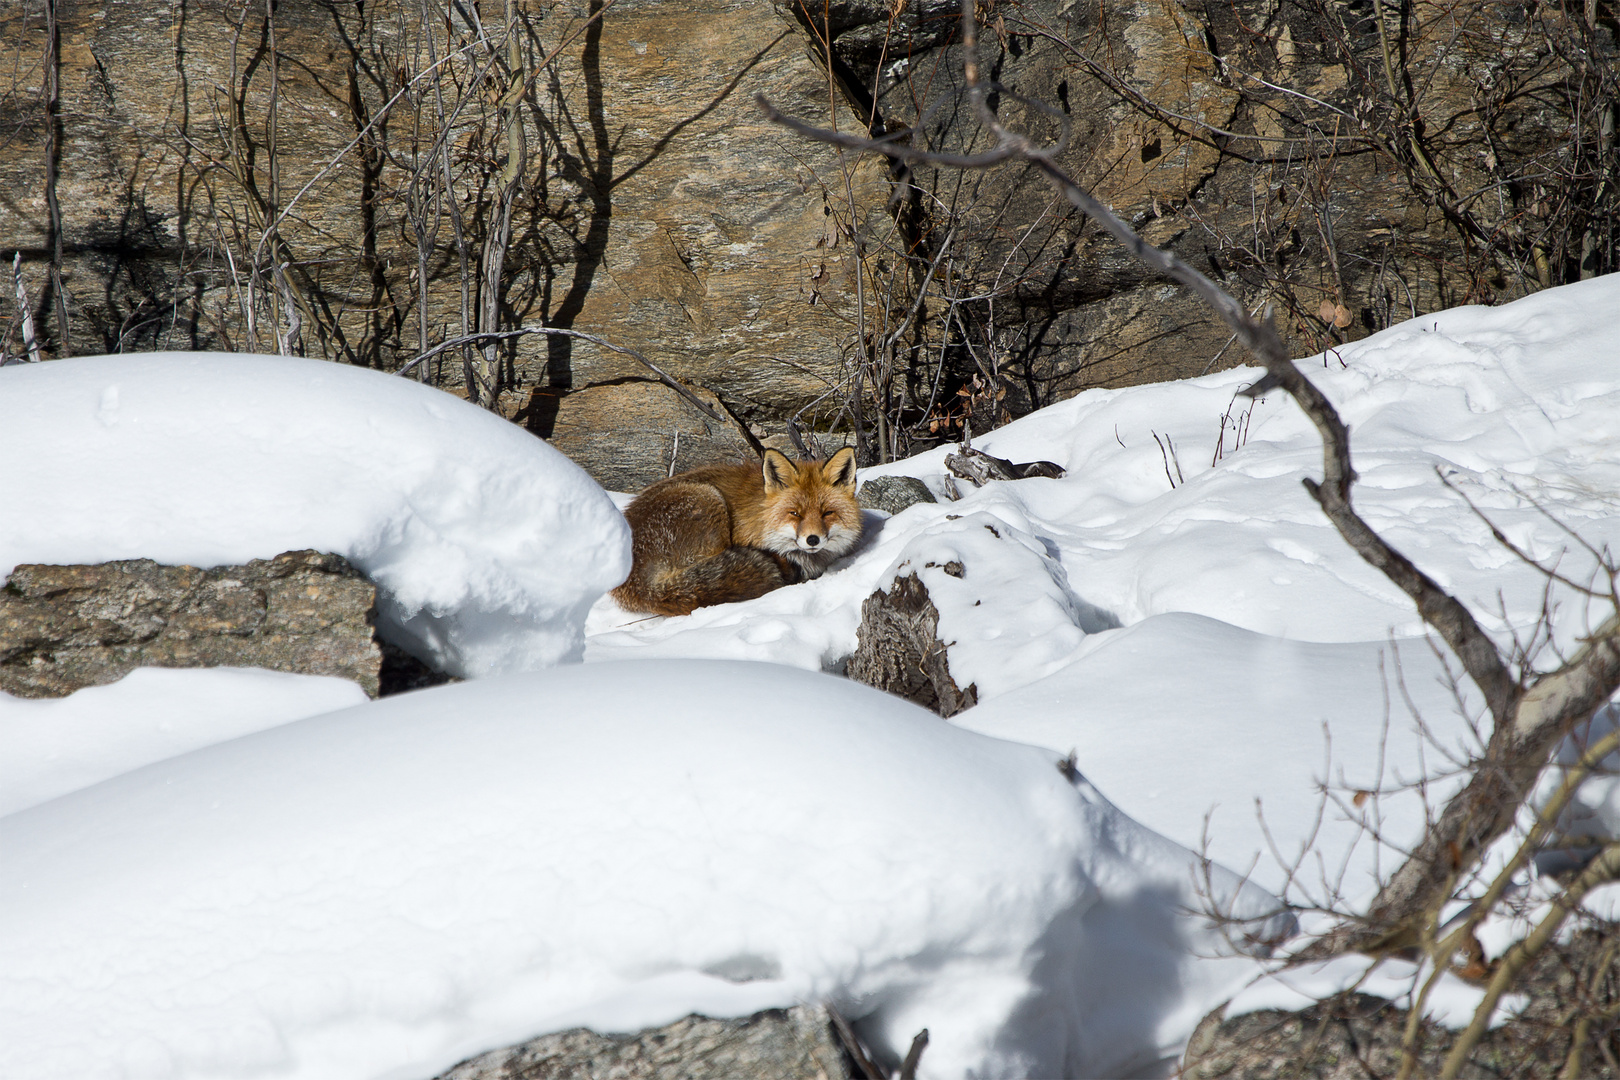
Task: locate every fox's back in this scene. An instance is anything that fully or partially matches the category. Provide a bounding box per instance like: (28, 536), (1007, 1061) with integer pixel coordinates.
(625, 462), (763, 539)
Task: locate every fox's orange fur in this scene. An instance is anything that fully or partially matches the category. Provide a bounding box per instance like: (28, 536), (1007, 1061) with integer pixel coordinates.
(611, 448), (862, 617)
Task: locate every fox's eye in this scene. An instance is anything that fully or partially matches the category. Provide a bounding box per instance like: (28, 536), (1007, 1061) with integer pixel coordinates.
(787, 510), (801, 520)
(823, 511), (836, 520)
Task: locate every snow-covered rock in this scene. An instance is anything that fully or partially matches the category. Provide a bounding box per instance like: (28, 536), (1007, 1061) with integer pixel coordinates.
(0, 353), (631, 677)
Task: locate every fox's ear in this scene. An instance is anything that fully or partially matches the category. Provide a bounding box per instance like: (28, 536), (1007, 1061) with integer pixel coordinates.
(761, 449), (799, 493)
(822, 447), (857, 491)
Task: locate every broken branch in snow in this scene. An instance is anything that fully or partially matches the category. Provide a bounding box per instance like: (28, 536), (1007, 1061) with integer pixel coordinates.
(944, 446), (1064, 487)
(826, 1005), (884, 1080)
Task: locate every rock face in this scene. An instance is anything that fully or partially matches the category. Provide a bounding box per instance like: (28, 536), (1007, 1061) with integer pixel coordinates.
(0, 0), (884, 477)
(0, 551), (383, 698)
(433, 1005), (850, 1080)
(846, 571), (977, 717)
(808, 0), (1618, 413)
(2, 0), (1610, 477)
(520, 379), (760, 493)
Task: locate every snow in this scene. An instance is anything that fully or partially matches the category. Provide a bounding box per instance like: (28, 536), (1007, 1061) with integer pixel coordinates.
(4, 275), (1620, 1078)
(1224, 953), (1529, 1030)
(0, 353), (630, 677)
(0, 662), (1286, 1080)
(588, 274), (1620, 905)
(0, 667), (367, 817)
(955, 612), (1481, 906)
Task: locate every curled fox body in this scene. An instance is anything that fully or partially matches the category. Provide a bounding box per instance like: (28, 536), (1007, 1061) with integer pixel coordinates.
(611, 448), (862, 617)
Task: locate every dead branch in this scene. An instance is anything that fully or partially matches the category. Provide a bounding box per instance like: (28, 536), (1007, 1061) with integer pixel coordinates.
(944, 446), (1064, 486)
(1442, 840), (1620, 1078)
(826, 1005), (883, 1080)
(11, 254), (41, 365)
(899, 1028), (929, 1080)
(43, 0), (67, 354)
(761, 0), (1620, 965)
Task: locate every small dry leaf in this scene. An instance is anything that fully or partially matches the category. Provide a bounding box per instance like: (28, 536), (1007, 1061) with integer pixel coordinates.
(1352, 789), (1372, 808)
(1317, 298), (1337, 324)
(1333, 304), (1354, 329)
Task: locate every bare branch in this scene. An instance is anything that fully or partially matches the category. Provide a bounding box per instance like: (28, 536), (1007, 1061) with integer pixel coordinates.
(763, 0), (1620, 972)
(760, 0), (1519, 732)
(1441, 840), (1620, 1078)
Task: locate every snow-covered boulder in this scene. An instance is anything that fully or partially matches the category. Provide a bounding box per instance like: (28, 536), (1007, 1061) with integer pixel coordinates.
(0, 660), (1287, 1080)
(0, 353), (631, 677)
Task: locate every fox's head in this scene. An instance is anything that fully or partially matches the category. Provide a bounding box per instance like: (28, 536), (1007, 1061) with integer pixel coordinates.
(759, 447), (862, 563)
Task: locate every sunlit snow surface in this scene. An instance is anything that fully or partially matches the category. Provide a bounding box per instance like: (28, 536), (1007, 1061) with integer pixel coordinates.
(0, 663), (1285, 1080)
(0, 667), (367, 817)
(0, 353), (630, 677)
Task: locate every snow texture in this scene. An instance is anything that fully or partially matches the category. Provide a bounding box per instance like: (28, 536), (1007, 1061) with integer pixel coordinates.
(0, 353), (631, 677)
(0, 662), (1286, 1080)
(0, 667), (367, 817)
(589, 274), (1620, 902)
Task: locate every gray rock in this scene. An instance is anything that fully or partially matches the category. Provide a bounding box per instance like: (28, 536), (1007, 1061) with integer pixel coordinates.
(0, 550), (383, 698)
(857, 475), (937, 515)
(845, 571), (976, 718)
(433, 1005), (850, 1080)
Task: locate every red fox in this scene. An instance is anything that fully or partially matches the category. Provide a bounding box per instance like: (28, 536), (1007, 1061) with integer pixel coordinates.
(611, 448), (862, 617)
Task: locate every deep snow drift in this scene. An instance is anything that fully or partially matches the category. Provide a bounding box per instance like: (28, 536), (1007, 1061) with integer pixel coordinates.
(0, 353), (630, 677)
(0, 663), (1285, 1080)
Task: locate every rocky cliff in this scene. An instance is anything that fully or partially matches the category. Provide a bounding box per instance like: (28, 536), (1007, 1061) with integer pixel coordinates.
(2, 0), (1612, 488)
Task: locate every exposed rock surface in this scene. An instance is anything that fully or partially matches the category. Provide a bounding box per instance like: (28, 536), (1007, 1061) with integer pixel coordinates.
(846, 571), (977, 717)
(0, 0), (881, 435)
(433, 1005), (851, 1080)
(790, 0), (1618, 420)
(516, 379), (760, 493)
(2, 0), (1607, 476)
(0, 550), (400, 698)
(856, 474), (937, 515)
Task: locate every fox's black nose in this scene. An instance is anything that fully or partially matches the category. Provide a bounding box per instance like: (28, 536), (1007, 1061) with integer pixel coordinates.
(804, 534), (821, 547)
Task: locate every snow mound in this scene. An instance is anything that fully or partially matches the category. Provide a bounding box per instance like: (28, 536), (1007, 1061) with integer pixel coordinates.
(0, 354), (631, 677)
(871, 508), (1105, 699)
(0, 661), (1286, 1080)
(0, 667), (368, 817)
(955, 612), (1482, 904)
